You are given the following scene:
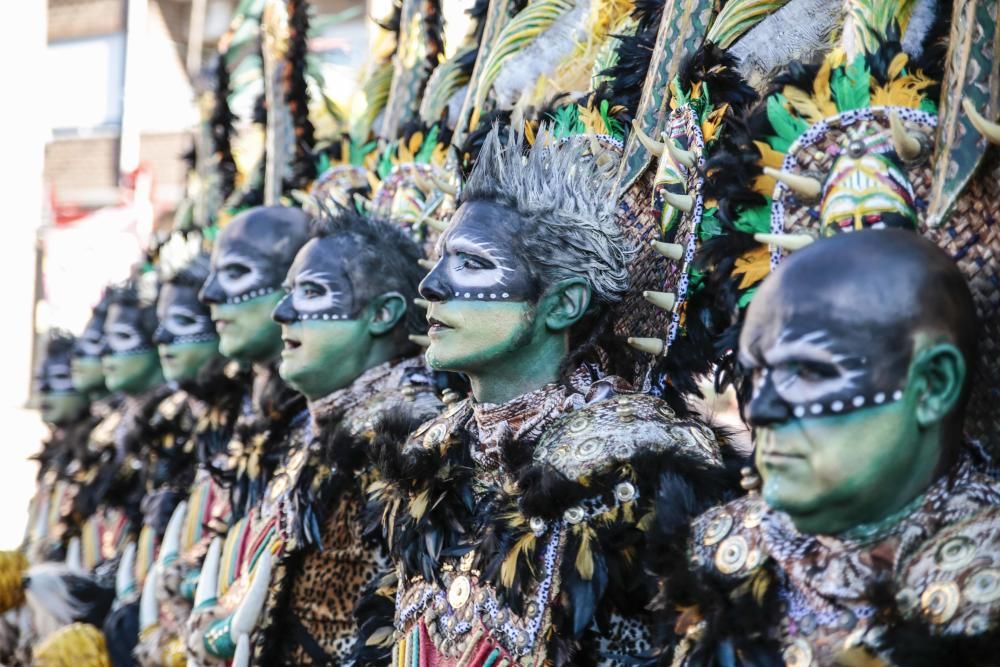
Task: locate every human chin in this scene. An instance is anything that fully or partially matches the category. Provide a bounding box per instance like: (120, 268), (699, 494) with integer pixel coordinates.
(424, 300), (534, 373)
(40, 392), (86, 425)
(758, 403), (911, 534)
(102, 350), (160, 393)
(71, 357), (105, 392)
(159, 341), (219, 383)
(214, 293), (283, 362)
(280, 320), (364, 398)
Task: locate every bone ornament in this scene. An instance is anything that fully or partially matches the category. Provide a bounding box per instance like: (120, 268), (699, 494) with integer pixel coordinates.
(192, 537), (222, 609)
(643, 291), (677, 312)
(157, 501), (188, 569)
(409, 334), (431, 348)
(139, 562), (159, 633)
(763, 166), (822, 199)
(888, 111), (926, 162)
(963, 98), (1000, 145)
(115, 541), (137, 599)
(651, 240), (685, 261)
(627, 337), (666, 356)
(663, 134), (696, 169)
(662, 191), (694, 214)
(754, 232), (816, 252)
(229, 548), (273, 640)
(232, 634), (251, 667)
(631, 119), (665, 155)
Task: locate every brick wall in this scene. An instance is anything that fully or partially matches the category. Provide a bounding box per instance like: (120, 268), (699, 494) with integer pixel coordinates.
(44, 136), (121, 206)
(139, 131), (193, 204)
(48, 0), (126, 41)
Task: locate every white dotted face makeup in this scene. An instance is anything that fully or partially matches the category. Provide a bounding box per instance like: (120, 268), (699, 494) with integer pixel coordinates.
(421, 201), (537, 303)
(155, 284), (217, 346)
(273, 239), (357, 323)
(744, 327), (909, 424)
(104, 304), (156, 356)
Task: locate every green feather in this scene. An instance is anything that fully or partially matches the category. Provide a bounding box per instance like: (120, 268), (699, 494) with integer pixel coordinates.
(414, 125), (440, 164)
(733, 204), (772, 235)
(831, 55), (870, 112)
(766, 95), (809, 152)
(598, 100), (624, 139)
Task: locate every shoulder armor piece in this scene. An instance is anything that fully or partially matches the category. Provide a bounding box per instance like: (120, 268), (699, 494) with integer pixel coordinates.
(689, 494), (769, 583)
(343, 385), (445, 438)
(157, 391), (190, 422)
(405, 398), (472, 454)
(532, 393), (721, 479)
(896, 504), (1000, 636)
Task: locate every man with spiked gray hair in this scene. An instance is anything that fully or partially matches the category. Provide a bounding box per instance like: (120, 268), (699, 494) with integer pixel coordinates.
(359, 127), (734, 666)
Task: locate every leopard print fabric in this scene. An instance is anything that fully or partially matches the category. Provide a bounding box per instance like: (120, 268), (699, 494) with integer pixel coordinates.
(270, 495), (385, 664)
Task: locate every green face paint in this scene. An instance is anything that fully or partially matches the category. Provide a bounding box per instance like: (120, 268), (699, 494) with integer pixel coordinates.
(278, 319), (370, 400)
(158, 340), (221, 383)
(39, 392), (88, 426)
(210, 292), (284, 364)
(71, 357), (106, 394)
(102, 350), (164, 395)
(425, 300), (535, 373)
(754, 390), (941, 534)
(740, 232), (972, 537)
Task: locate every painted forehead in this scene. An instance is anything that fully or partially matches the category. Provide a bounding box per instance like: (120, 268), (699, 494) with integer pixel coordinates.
(437, 201), (536, 301)
(157, 284), (216, 341)
(105, 302), (156, 353)
(158, 283), (209, 318)
(281, 238), (356, 320)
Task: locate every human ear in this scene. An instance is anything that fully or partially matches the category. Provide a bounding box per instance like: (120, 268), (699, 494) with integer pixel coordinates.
(367, 292), (408, 336)
(541, 279), (592, 332)
(909, 342), (966, 428)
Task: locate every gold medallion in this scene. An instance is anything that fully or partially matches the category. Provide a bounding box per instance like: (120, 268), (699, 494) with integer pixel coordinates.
(448, 574), (471, 608)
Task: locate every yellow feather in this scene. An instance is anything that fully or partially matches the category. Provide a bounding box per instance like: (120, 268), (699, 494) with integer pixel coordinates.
(733, 245), (771, 290)
(887, 52), (909, 80)
(702, 106), (728, 144)
(812, 58), (836, 118)
(752, 140), (784, 195)
(574, 525), (596, 580)
(397, 140), (415, 165)
(524, 120), (537, 146)
(782, 85), (826, 124)
(500, 533), (537, 588)
(408, 489), (430, 520)
(871, 72), (934, 108)
(408, 132), (424, 157)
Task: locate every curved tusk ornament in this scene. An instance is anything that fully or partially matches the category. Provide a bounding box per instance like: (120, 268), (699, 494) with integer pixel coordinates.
(754, 232), (815, 251)
(431, 173), (459, 196)
(662, 191), (695, 214)
(663, 134), (696, 168)
(193, 537), (222, 609)
(159, 501), (188, 569)
(888, 112), (925, 162)
(230, 549), (273, 640)
(963, 98), (1000, 145)
(627, 337), (666, 356)
(139, 563), (159, 632)
(650, 240), (685, 261)
(643, 291), (677, 312)
(631, 119), (665, 156)
(409, 335), (431, 348)
(116, 541), (138, 599)
(763, 167), (822, 199)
